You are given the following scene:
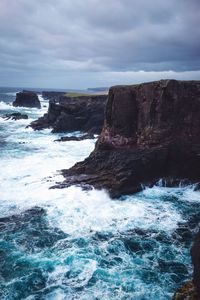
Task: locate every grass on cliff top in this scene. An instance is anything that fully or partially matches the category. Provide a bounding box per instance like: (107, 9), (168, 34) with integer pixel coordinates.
(64, 92), (108, 97)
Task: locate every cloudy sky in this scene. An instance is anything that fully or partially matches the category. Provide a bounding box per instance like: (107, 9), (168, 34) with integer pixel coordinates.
(0, 0), (200, 89)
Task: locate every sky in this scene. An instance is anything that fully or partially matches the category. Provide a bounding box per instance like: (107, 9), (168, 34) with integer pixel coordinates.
(0, 0), (200, 89)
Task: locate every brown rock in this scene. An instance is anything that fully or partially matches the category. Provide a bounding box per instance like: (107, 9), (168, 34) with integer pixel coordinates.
(58, 79), (200, 197)
(13, 92), (41, 108)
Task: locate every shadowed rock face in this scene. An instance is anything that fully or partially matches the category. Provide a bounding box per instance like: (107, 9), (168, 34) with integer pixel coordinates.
(29, 94), (107, 134)
(13, 92), (41, 108)
(99, 79), (200, 148)
(59, 79), (200, 198)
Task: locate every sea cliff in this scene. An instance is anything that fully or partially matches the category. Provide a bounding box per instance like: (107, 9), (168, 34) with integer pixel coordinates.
(60, 79), (200, 197)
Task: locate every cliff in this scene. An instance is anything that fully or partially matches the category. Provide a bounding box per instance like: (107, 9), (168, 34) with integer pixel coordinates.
(56, 79), (200, 298)
(60, 79), (200, 197)
(29, 94), (107, 134)
(13, 92), (41, 108)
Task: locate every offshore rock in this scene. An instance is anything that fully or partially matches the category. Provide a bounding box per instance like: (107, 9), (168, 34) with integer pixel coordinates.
(29, 94), (107, 134)
(1, 112), (28, 120)
(60, 79), (200, 198)
(13, 92), (41, 108)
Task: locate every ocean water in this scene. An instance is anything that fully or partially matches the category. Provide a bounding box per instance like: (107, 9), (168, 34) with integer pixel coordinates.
(0, 88), (200, 300)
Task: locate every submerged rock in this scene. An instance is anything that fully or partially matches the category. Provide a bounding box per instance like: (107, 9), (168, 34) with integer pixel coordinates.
(13, 92), (41, 108)
(59, 79), (200, 198)
(29, 94), (107, 134)
(0, 206), (67, 249)
(1, 112), (28, 120)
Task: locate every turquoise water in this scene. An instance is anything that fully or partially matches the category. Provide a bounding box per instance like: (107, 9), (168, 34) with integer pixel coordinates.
(0, 89), (200, 299)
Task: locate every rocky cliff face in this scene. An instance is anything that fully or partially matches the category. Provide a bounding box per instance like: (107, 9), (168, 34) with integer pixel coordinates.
(59, 79), (200, 197)
(29, 94), (107, 134)
(98, 79), (200, 148)
(13, 92), (41, 108)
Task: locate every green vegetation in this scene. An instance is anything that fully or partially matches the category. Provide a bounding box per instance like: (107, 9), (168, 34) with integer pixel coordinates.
(64, 92), (93, 97)
(64, 92), (107, 97)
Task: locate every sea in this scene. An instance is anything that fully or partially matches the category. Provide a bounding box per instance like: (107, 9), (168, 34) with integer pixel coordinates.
(0, 87), (200, 300)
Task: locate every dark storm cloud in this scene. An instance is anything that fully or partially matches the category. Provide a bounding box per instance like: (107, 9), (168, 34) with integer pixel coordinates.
(0, 0), (199, 87)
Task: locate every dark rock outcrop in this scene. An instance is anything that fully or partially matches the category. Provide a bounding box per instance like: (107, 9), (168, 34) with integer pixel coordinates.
(54, 133), (95, 142)
(13, 92), (41, 108)
(29, 94), (107, 134)
(1, 112), (28, 120)
(58, 79), (200, 197)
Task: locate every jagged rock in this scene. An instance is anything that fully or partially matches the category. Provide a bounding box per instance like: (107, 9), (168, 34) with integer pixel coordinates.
(29, 94), (107, 134)
(13, 92), (41, 108)
(1, 112), (28, 120)
(58, 79), (200, 198)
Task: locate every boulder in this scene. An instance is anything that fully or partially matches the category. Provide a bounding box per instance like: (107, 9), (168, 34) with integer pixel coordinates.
(13, 92), (41, 108)
(58, 79), (200, 197)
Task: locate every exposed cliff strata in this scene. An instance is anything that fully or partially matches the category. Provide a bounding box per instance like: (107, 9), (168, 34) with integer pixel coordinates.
(13, 92), (41, 108)
(29, 94), (107, 134)
(58, 79), (200, 197)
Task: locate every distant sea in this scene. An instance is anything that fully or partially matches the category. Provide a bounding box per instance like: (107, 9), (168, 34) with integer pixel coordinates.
(0, 87), (200, 299)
